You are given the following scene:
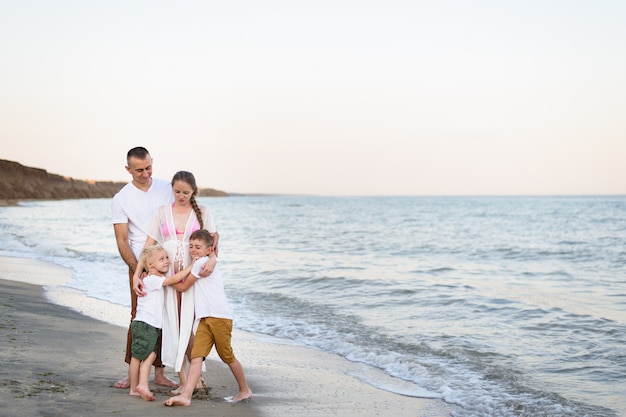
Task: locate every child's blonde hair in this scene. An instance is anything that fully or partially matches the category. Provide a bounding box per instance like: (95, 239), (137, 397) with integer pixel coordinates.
(138, 245), (166, 272)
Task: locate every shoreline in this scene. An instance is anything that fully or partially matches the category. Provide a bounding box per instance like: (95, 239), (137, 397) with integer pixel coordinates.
(0, 199), (21, 206)
(0, 256), (458, 416)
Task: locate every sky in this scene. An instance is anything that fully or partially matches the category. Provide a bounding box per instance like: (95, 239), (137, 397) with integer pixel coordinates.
(1, 0), (625, 196)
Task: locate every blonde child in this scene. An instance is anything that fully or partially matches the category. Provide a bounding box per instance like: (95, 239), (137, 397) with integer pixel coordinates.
(129, 245), (194, 401)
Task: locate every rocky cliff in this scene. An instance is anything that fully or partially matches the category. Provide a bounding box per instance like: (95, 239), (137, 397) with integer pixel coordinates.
(0, 159), (227, 202)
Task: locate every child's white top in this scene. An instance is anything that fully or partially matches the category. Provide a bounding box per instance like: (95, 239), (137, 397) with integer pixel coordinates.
(134, 274), (166, 328)
(191, 257), (232, 320)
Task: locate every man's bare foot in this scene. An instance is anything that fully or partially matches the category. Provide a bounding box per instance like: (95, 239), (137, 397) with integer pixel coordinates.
(164, 395), (191, 407)
(114, 375), (130, 389)
(227, 388), (253, 403)
(153, 374), (179, 388)
(136, 385), (155, 401)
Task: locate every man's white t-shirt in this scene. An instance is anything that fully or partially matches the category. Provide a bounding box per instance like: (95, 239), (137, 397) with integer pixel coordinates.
(134, 274), (166, 329)
(111, 178), (173, 258)
(191, 257), (233, 320)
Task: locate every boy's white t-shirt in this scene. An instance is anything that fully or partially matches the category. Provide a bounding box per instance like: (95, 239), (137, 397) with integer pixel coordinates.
(191, 257), (232, 320)
(111, 178), (173, 258)
(134, 274), (166, 329)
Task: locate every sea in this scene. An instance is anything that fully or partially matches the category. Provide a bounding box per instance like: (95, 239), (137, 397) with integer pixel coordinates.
(0, 195), (624, 417)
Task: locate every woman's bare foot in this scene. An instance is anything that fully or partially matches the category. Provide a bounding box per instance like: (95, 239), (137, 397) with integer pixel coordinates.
(114, 375), (130, 389)
(228, 388), (253, 403)
(195, 377), (206, 390)
(136, 385), (155, 401)
(164, 395), (191, 407)
(153, 374), (179, 388)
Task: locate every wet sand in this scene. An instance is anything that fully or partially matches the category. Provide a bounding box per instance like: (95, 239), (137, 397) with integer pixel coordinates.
(0, 257), (458, 416)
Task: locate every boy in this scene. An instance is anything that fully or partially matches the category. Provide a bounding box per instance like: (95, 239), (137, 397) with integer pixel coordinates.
(164, 230), (252, 406)
(129, 245), (194, 401)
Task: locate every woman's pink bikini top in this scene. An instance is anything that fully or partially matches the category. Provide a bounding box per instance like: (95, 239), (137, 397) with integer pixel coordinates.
(161, 217), (201, 238)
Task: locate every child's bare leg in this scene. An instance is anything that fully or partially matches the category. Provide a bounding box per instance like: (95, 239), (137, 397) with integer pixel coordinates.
(164, 357), (203, 407)
(129, 357), (141, 396)
(227, 358), (252, 402)
(186, 334), (204, 389)
(135, 352), (156, 401)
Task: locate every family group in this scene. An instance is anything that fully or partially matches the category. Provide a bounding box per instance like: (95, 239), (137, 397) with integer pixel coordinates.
(110, 146), (252, 406)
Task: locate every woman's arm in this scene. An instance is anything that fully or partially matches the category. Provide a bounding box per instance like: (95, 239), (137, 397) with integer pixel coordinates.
(197, 251), (217, 278)
(211, 231), (220, 256)
(202, 206), (220, 256)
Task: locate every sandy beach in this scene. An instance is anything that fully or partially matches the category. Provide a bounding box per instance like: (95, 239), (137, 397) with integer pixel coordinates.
(0, 257), (457, 417)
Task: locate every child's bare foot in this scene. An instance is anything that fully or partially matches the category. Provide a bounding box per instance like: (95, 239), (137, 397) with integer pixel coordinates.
(169, 386), (183, 396)
(164, 395), (191, 407)
(227, 388), (253, 403)
(153, 375), (179, 388)
(114, 375), (130, 389)
(136, 385), (155, 401)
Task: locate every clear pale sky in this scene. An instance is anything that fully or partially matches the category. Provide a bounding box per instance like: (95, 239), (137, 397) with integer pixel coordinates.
(1, 1), (624, 196)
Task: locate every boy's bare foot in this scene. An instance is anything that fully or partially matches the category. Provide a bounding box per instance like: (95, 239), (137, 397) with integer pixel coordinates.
(153, 375), (179, 388)
(164, 395), (191, 407)
(136, 385), (156, 401)
(227, 388), (253, 403)
(114, 375), (130, 389)
(169, 386), (183, 396)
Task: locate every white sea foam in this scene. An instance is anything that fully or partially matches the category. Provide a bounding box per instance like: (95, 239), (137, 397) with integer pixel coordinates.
(45, 285), (129, 328)
(0, 255), (73, 287)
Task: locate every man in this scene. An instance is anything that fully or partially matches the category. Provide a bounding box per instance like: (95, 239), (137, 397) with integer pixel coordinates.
(111, 146), (177, 389)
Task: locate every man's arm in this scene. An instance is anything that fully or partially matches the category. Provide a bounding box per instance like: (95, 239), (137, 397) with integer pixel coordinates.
(113, 223), (137, 271)
(131, 236), (159, 297)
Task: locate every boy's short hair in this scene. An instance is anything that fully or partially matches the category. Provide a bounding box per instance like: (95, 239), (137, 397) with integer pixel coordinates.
(138, 245), (165, 271)
(190, 229), (214, 247)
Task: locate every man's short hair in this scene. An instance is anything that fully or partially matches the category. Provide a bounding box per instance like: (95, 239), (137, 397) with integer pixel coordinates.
(127, 147), (150, 163)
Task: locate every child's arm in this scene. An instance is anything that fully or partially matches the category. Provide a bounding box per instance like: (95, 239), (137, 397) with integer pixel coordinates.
(162, 264), (193, 288)
(169, 273), (197, 292)
(169, 254), (216, 290)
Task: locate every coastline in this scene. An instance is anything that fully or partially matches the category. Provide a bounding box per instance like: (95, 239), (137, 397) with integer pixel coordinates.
(0, 256), (458, 417)
(0, 199), (21, 206)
